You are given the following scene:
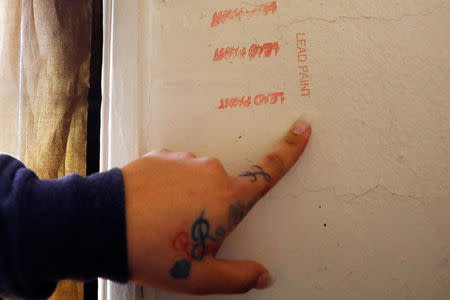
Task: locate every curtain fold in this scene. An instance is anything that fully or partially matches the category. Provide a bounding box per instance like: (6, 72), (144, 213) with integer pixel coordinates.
(19, 0), (91, 179)
(0, 1), (20, 156)
(1, 0), (93, 299)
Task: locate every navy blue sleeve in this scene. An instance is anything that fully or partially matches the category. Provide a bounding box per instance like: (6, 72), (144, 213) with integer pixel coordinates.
(0, 154), (129, 299)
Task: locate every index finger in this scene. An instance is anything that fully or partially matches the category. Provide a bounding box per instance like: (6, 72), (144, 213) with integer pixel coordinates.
(231, 119), (311, 200)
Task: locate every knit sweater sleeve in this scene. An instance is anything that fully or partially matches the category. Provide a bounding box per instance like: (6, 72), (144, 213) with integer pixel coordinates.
(0, 154), (129, 299)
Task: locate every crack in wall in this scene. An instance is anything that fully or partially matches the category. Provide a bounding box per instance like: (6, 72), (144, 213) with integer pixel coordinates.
(337, 184), (423, 200)
(276, 2), (446, 34)
(280, 182), (425, 201)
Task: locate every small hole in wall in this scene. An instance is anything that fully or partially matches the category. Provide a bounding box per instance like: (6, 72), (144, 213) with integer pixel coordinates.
(319, 205), (321, 208)
(323, 223), (327, 227)
(238, 136), (242, 139)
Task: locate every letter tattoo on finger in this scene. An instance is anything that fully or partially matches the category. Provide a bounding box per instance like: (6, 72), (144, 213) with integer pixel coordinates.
(240, 165), (272, 182)
(228, 196), (260, 228)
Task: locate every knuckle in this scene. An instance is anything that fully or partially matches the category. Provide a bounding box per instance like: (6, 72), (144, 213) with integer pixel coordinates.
(283, 137), (297, 146)
(142, 152), (153, 157)
(198, 157), (229, 179)
(154, 147), (168, 153)
(177, 151), (196, 158)
(144, 148), (168, 157)
(185, 152), (197, 158)
(265, 152), (285, 173)
(202, 157), (222, 169)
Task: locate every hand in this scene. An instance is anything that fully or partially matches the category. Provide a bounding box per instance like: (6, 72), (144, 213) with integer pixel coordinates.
(122, 120), (311, 295)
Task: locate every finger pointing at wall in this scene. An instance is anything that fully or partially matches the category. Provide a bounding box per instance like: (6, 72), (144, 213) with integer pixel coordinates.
(122, 119), (311, 295)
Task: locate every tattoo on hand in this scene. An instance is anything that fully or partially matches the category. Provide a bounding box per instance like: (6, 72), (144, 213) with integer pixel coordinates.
(170, 211), (225, 279)
(240, 165), (272, 182)
(191, 211), (218, 261)
(228, 197), (259, 228)
(170, 259), (190, 279)
(215, 226), (226, 239)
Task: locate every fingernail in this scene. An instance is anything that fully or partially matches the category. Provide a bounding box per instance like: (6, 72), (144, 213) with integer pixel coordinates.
(255, 272), (272, 289)
(292, 120), (310, 135)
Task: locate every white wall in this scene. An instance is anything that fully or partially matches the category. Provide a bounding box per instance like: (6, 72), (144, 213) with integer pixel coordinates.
(101, 0), (450, 299)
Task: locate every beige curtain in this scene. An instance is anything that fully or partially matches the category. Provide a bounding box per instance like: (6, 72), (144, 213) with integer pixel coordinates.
(0, 0), (93, 299)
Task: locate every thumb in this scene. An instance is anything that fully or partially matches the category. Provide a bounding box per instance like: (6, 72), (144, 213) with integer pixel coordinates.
(194, 257), (272, 294)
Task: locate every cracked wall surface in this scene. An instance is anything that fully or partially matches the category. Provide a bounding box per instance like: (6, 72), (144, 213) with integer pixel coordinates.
(104, 0), (449, 299)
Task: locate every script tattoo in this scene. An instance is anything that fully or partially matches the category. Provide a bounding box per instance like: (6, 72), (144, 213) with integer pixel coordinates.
(170, 211), (225, 279)
(228, 197), (260, 228)
(240, 165), (272, 182)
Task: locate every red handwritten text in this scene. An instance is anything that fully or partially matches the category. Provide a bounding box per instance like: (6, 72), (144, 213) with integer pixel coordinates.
(296, 33), (311, 98)
(211, 1), (277, 27)
(213, 42), (279, 61)
(218, 92), (285, 110)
